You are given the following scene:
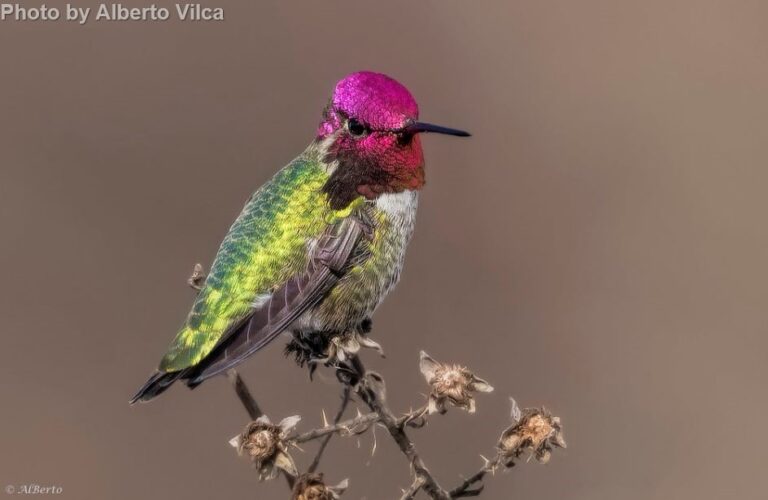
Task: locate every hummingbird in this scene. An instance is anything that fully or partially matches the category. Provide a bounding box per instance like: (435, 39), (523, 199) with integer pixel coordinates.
(130, 71), (470, 403)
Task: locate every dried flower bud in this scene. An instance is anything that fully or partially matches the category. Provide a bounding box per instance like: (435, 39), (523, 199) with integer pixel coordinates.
(498, 403), (566, 465)
(419, 351), (493, 414)
(326, 330), (383, 363)
(292, 473), (349, 500)
(229, 415), (301, 480)
(187, 263), (206, 291)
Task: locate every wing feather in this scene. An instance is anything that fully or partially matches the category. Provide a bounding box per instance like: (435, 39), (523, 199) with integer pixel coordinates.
(186, 216), (367, 384)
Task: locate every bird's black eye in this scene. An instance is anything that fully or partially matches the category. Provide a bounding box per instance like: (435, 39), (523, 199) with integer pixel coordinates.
(397, 131), (414, 146)
(347, 118), (367, 136)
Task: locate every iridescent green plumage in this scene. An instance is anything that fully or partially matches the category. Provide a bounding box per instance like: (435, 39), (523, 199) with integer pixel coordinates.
(160, 146), (362, 371)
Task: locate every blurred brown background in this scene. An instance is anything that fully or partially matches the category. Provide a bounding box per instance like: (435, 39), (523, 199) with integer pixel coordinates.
(1, 1), (767, 499)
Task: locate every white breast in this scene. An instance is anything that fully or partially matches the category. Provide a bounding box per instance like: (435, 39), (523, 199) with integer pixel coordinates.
(375, 190), (419, 219)
(372, 190), (419, 303)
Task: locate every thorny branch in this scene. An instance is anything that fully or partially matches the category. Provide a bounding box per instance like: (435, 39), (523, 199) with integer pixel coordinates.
(448, 453), (504, 498)
(350, 356), (452, 499)
(308, 386), (351, 473)
(227, 352), (566, 499)
(290, 410), (379, 443)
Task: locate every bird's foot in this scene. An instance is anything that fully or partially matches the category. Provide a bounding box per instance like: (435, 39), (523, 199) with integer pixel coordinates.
(283, 323), (385, 378)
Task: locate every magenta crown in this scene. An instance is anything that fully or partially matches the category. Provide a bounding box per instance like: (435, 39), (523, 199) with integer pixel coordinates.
(318, 71), (469, 139)
(332, 71), (419, 130)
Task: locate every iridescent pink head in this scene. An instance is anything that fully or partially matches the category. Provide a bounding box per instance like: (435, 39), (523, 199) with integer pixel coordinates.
(318, 71), (470, 210)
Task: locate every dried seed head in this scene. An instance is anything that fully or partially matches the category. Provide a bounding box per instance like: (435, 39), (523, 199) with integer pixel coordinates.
(499, 405), (566, 465)
(327, 330), (384, 363)
(229, 415), (300, 481)
(292, 473), (348, 500)
(419, 351), (493, 414)
(243, 425), (279, 461)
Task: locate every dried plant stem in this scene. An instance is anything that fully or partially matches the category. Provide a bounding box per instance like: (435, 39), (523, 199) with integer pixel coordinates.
(227, 355), (559, 499)
(291, 409), (379, 444)
(227, 369), (263, 420)
(350, 356), (452, 500)
(448, 452), (504, 498)
(308, 386), (351, 473)
(289, 405), (429, 446)
(400, 476), (426, 500)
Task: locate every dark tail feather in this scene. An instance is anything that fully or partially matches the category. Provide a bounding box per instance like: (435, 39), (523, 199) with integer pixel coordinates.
(129, 371), (183, 404)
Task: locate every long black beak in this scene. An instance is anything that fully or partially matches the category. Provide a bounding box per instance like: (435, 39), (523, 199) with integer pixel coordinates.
(405, 121), (471, 137)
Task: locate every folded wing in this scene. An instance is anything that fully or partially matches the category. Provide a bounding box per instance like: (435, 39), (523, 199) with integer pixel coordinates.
(186, 216), (367, 384)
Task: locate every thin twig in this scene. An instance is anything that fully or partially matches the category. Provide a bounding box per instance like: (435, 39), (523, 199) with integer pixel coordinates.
(290, 411), (379, 443)
(397, 404), (429, 428)
(288, 404), (429, 447)
(400, 476), (426, 500)
(448, 453), (504, 498)
(308, 386), (351, 473)
(227, 369), (262, 420)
